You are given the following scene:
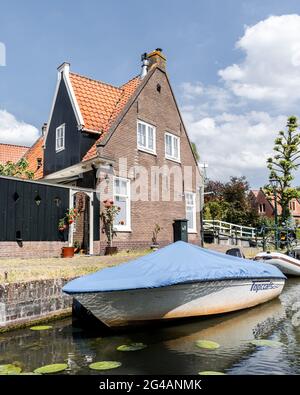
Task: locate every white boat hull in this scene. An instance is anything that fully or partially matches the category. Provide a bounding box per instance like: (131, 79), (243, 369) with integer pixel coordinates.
(71, 278), (285, 328)
(255, 252), (300, 276)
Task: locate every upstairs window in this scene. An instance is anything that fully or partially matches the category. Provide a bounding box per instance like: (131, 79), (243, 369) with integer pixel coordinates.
(186, 192), (196, 233)
(165, 132), (180, 162)
(113, 177), (131, 231)
(137, 120), (156, 154)
(259, 203), (266, 213)
(56, 124), (65, 152)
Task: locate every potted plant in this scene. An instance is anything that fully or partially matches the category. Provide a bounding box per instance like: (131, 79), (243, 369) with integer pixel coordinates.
(73, 241), (81, 253)
(151, 224), (162, 251)
(66, 208), (79, 225)
(58, 218), (67, 232)
(61, 245), (75, 258)
(100, 199), (120, 255)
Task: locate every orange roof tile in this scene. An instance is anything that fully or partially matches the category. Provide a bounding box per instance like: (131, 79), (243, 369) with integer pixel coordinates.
(0, 143), (29, 164)
(23, 136), (44, 179)
(68, 72), (141, 161)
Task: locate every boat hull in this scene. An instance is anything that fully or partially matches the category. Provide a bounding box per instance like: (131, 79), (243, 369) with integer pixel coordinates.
(71, 278), (285, 328)
(255, 253), (300, 276)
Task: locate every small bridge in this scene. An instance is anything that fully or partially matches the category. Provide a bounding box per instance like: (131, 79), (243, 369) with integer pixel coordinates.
(203, 220), (256, 246)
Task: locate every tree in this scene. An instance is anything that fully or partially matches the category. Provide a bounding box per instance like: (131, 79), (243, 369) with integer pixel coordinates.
(191, 142), (200, 162)
(267, 116), (300, 224)
(203, 176), (258, 226)
(0, 158), (34, 179)
(204, 179), (224, 202)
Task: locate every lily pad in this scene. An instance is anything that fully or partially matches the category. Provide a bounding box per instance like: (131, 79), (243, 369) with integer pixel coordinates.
(117, 343), (147, 352)
(34, 363), (68, 374)
(199, 371), (226, 375)
(89, 361), (122, 371)
(250, 339), (283, 348)
(196, 340), (220, 350)
(30, 325), (53, 331)
(20, 372), (42, 375)
(0, 364), (22, 375)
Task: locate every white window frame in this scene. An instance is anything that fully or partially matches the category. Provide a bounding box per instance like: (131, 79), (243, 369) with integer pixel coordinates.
(137, 120), (156, 155)
(55, 124), (65, 152)
(113, 176), (131, 232)
(165, 132), (180, 162)
(185, 192), (197, 233)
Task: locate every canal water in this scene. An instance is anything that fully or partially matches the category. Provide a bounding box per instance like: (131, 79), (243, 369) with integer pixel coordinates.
(1, 278), (300, 375)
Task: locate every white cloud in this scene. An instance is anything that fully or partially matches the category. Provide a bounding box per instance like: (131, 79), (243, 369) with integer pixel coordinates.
(182, 106), (286, 185)
(219, 14), (300, 107)
(0, 110), (39, 146)
(179, 14), (300, 187)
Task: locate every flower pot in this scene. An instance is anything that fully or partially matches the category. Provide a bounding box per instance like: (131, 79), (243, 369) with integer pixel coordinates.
(105, 246), (118, 255)
(62, 246), (75, 258)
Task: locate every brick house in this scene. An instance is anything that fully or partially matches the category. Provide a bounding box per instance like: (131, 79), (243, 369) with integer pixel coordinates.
(249, 189), (300, 225)
(25, 49), (202, 254)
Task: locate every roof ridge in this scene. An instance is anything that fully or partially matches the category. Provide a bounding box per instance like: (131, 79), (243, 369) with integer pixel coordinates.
(119, 75), (140, 89)
(0, 142), (30, 148)
(69, 72), (122, 91)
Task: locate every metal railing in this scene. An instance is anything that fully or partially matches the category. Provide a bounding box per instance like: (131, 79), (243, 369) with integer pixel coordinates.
(203, 220), (256, 239)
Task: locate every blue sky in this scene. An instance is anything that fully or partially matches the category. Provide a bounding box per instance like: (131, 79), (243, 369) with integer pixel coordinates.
(1, 0), (300, 187)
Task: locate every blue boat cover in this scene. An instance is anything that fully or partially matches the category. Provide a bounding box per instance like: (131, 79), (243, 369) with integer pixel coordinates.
(63, 241), (285, 293)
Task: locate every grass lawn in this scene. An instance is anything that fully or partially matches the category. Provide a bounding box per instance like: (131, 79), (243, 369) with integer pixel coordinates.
(0, 250), (150, 284)
(0, 244), (264, 284)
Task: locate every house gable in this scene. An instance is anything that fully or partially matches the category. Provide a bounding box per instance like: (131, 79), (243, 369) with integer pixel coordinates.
(43, 76), (98, 176)
(102, 66), (200, 173)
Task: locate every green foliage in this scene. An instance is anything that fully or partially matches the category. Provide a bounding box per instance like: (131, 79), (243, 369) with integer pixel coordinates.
(191, 142), (200, 162)
(0, 364), (22, 375)
(255, 215), (275, 229)
(204, 176), (258, 226)
(250, 339), (284, 348)
(34, 363), (68, 374)
(0, 158), (34, 179)
(151, 224), (162, 245)
(117, 343), (147, 352)
(89, 361), (122, 370)
(100, 199), (121, 247)
(267, 116), (300, 224)
(195, 340), (220, 349)
(30, 325), (53, 331)
(199, 371), (226, 375)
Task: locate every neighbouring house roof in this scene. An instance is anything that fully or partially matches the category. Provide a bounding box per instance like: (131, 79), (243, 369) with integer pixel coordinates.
(250, 189), (260, 198)
(69, 72), (141, 161)
(23, 136), (44, 179)
(0, 143), (29, 164)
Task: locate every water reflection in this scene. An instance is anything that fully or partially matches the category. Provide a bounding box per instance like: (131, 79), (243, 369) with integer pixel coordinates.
(0, 279), (300, 375)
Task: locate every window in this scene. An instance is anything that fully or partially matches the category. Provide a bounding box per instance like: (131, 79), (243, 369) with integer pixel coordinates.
(165, 132), (180, 162)
(259, 203), (266, 213)
(186, 192), (196, 233)
(137, 120), (156, 154)
(113, 177), (131, 231)
(56, 124), (65, 152)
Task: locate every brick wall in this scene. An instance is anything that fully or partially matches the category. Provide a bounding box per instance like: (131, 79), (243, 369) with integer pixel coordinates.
(0, 241), (68, 259)
(0, 278), (73, 328)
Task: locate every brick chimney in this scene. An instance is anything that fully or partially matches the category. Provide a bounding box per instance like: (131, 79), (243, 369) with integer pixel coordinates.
(147, 48), (166, 71)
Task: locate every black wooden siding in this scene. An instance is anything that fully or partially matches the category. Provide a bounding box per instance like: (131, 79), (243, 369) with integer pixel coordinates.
(0, 177), (69, 241)
(43, 77), (97, 177)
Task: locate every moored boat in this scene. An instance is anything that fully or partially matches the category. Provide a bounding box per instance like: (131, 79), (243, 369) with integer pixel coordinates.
(63, 241), (286, 328)
(254, 251), (300, 276)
